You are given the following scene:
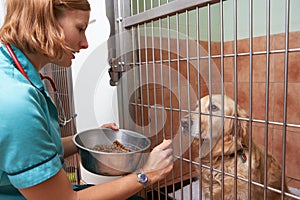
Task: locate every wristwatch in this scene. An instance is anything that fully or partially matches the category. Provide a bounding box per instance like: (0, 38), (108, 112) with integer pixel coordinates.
(136, 169), (148, 188)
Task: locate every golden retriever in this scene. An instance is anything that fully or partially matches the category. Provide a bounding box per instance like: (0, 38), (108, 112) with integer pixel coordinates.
(181, 94), (292, 200)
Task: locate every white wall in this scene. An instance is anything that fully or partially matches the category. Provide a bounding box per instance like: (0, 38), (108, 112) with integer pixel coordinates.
(71, 0), (119, 132)
(0, 0), (5, 25)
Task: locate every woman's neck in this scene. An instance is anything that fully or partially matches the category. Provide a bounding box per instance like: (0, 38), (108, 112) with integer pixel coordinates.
(24, 52), (49, 71)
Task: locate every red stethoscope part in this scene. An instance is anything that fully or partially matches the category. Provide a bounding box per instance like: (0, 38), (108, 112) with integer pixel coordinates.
(5, 44), (31, 82)
(40, 74), (57, 92)
(5, 43), (76, 126)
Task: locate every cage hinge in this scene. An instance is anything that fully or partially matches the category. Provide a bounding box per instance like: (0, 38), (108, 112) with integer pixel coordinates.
(108, 61), (126, 86)
(116, 17), (123, 23)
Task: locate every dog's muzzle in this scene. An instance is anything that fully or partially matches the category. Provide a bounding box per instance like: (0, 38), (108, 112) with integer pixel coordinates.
(181, 116), (192, 133)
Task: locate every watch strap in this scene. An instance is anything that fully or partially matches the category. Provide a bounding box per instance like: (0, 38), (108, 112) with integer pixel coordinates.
(135, 169), (149, 188)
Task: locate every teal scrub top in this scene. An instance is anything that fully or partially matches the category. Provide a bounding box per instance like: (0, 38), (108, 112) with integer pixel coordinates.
(0, 44), (64, 198)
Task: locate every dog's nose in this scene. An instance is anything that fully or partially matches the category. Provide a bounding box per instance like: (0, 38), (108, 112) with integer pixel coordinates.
(181, 116), (193, 132)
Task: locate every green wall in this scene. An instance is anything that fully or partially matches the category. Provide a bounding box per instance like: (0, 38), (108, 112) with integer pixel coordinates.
(220, 0), (300, 41)
(132, 0), (300, 42)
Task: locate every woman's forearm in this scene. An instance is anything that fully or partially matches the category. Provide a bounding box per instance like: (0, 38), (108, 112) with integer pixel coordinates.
(62, 136), (77, 158)
(77, 173), (144, 200)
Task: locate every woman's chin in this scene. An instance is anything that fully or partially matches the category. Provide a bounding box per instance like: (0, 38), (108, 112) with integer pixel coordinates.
(54, 59), (72, 67)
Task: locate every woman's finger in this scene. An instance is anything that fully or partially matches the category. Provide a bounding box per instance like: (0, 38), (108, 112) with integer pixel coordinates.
(152, 139), (172, 152)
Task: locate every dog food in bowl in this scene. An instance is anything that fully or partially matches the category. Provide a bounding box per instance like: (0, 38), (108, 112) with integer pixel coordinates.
(92, 140), (131, 153)
(73, 128), (151, 175)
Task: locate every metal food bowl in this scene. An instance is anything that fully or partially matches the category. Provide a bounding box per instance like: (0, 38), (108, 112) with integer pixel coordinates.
(73, 128), (151, 176)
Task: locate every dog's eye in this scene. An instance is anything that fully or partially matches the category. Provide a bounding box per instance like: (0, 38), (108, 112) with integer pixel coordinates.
(210, 104), (219, 112)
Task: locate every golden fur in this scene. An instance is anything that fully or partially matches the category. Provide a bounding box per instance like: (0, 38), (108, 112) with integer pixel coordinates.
(181, 94), (292, 200)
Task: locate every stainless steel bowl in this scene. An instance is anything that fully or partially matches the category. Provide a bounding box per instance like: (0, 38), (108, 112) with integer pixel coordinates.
(73, 128), (151, 176)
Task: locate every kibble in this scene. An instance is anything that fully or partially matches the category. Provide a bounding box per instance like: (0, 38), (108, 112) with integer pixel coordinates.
(91, 140), (131, 153)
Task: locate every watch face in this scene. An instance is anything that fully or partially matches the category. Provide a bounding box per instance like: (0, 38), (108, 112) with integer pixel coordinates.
(138, 173), (148, 183)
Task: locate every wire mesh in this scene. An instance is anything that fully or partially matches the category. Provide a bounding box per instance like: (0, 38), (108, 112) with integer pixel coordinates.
(110, 0), (300, 199)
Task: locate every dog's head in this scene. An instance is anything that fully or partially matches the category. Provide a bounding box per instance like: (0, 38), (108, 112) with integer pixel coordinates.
(181, 94), (249, 156)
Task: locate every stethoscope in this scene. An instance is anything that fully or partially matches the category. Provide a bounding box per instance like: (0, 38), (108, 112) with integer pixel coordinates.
(5, 43), (77, 126)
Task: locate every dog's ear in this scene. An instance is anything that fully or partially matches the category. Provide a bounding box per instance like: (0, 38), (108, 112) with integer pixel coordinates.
(237, 105), (249, 148)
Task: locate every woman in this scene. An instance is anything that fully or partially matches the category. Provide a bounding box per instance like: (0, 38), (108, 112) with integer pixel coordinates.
(0, 0), (174, 199)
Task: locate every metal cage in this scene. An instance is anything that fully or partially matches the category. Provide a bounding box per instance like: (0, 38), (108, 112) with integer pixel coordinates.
(106, 0), (300, 199)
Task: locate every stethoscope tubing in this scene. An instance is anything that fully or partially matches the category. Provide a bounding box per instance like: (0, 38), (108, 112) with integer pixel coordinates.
(5, 44), (31, 82)
(4, 43), (76, 126)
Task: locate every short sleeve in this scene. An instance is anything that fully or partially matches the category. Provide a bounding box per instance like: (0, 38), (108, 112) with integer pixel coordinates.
(0, 81), (62, 189)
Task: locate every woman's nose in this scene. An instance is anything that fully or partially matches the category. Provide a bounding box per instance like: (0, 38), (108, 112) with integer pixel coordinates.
(80, 35), (89, 49)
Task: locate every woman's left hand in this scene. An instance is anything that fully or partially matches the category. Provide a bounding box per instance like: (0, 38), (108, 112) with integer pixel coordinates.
(100, 122), (119, 131)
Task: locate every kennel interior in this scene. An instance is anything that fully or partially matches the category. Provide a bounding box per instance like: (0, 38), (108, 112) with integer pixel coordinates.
(106, 0), (300, 199)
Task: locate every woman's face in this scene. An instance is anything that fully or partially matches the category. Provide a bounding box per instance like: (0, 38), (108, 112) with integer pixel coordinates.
(55, 9), (90, 67)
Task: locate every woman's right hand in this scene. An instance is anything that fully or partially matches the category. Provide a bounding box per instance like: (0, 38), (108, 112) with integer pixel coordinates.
(141, 139), (174, 184)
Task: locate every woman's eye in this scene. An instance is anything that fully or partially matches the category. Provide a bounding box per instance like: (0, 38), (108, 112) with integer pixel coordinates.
(210, 104), (219, 112)
(78, 27), (85, 33)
